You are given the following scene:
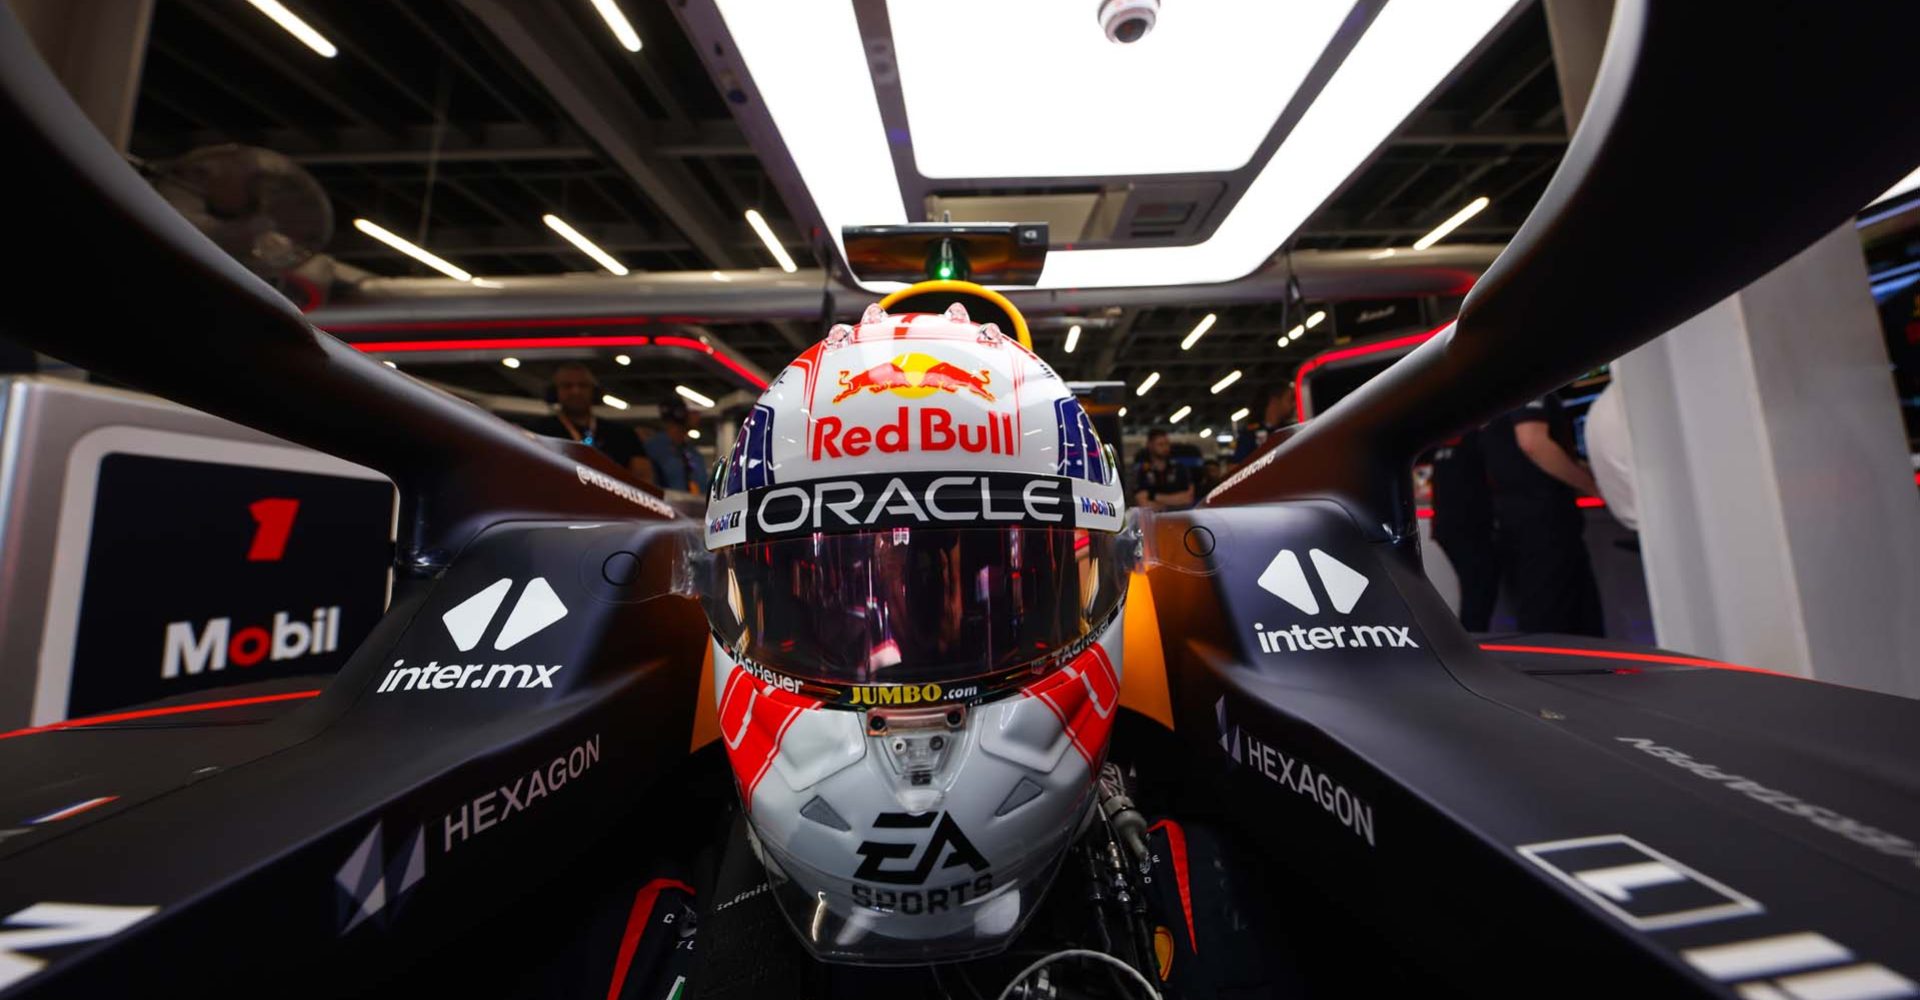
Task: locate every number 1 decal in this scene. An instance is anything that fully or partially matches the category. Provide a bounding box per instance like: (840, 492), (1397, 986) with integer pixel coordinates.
(247, 498), (300, 562)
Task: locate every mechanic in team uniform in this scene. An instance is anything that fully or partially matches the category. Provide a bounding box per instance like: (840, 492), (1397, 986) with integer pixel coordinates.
(1428, 429), (1500, 631)
(528, 362), (653, 483)
(1482, 392), (1604, 636)
(1230, 385), (1295, 470)
(1132, 427), (1195, 510)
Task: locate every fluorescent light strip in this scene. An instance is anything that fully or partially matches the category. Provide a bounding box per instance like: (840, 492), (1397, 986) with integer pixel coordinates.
(1279, 324), (1303, 346)
(1064, 324), (1081, 353)
(501, 357), (520, 369)
(1135, 372), (1160, 396)
(1305, 310), (1327, 329)
(1876, 163), (1920, 206)
(602, 394), (629, 410)
(1211, 370), (1243, 394)
(589, 0), (643, 52)
(724, 0), (1517, 290)
(614, 354), (632, 365)
(1199, 427), (1213, 438)
(745, 209), (799, 273)
(543, 214), (628, 275)
(1169, 405), (1192, 423)
(245, 0), (336, 58)
(676, 384), (717, 408)
(1118, 406), (1128, 417)
(1179, 313), (1217, 350)
(353, 219), (472, 282)
(1413, 196), (1490, 250)
(688, 428), (702, 439)
(1230, 407), (1250, 422)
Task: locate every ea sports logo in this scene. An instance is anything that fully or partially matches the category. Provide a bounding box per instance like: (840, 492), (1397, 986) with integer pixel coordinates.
(834, 353), (994, 403)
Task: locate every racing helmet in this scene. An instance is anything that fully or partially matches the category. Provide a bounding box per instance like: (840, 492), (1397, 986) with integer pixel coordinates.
(698, 299), (1129, 965)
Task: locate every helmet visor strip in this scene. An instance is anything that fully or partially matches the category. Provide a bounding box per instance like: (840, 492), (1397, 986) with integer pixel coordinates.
(701, 524), (1128, 696)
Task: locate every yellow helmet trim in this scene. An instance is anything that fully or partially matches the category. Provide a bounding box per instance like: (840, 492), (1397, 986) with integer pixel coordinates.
(877, 280), (1033, 351)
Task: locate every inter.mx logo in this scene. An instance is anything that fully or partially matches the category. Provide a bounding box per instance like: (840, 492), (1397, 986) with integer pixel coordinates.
(377, 577), (569, 693)
(0, 902), (157, 990)
(1251, 548), (1417, 653)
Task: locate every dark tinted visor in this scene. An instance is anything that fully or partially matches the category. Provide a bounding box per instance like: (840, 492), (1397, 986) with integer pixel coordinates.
(701, 526), (1127, 689)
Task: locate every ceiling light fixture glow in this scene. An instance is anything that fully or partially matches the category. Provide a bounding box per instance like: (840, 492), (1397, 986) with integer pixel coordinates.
(717, 0), (1518, 290)
(614, 354), (631, 365)
(1413, 196), (1490, 250)
(353, 219), (472, 282)
(501, 357), (520, 369)
(244, 0), (336, 57)
(1135, 372), (1161, 396)
(1199, 427), (1213, 438)
(1230, 407), (1250, 423)
(745, 209), (799, 273)
(890, 1), (1349, 178)
(1279, 324), (1304, 346)
(1169, 405), (1192, 424)
(1118, 406), (1128, 417)
(1063, 324), (1081, 353)
(676, 385), (717, 408)
(1179, 313), (1217, 351)
(589, 0), (643, 52)
(602, 394), (629, 410)
(542, 214), (628, 275)
(1305, 310), (1327, 329)
(687, 428), (702, 439)
(1211, 370), (1243, 394)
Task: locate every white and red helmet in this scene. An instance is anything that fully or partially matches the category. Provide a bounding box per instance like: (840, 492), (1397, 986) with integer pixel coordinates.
(699, 301), (1129, 964)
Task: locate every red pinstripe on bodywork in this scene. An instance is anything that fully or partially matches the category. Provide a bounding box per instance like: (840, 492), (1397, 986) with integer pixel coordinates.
(1023, 643), (1121, 766)
(717, 666), (820, 808)
(1148, 819), (1197, 954)
(605, 877), (694, 1000)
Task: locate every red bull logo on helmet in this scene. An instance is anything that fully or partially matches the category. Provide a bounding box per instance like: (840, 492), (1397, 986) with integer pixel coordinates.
(812, 406), (1018, 460)
(833, 352), (995, 404)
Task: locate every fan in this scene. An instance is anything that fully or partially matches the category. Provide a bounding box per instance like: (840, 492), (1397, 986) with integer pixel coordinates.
(147, 143), (333, 279)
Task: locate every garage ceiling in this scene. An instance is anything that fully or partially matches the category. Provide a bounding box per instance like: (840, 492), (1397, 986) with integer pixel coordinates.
(125, 0), (1570, 440)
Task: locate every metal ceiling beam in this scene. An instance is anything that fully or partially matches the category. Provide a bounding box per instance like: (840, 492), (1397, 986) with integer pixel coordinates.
(1391, 131), (1566, 146)
(457, 0), (746, 268)
(171, 0), (405, 141)
(294, 145), (595, 165)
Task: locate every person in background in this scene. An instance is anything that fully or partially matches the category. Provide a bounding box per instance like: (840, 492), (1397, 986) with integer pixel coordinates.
(1131, 427), (1194, 511)
(1196, 458), (1224, 499)
(1231, 385), (1297, 470)
(529, 362), (651, 484)
(1582, 378), (1639, 532)
(1428, 429), (1500, 631)
(1482, 391), (1604, 636)
(647, 396), (708, 495)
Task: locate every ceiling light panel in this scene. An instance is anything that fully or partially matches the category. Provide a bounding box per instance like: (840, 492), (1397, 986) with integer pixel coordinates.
(888, 0), (1349, 179)
(716, 0), (1519, 289)
(714, 1), (906, 262)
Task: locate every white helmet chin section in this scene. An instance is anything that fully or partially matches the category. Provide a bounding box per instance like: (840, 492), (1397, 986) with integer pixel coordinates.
(712, 613), (1124, 965)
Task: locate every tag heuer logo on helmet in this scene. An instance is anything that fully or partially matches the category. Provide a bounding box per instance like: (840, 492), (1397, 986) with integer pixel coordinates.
(739, 471), (1082, 542)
